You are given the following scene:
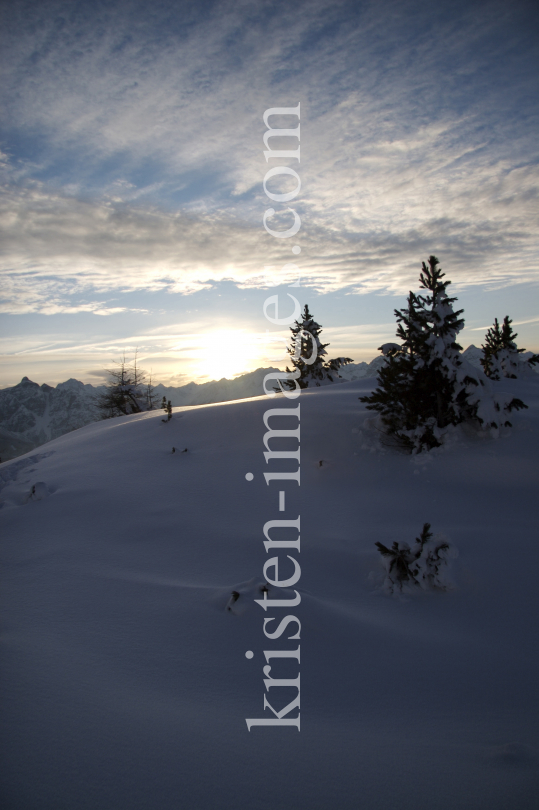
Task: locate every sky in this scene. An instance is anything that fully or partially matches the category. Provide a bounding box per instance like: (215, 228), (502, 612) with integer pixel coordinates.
(0, 0), (538, 388)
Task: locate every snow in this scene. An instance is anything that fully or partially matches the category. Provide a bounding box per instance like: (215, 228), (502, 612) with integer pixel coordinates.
(0, 368), (282, 462)
(379, 342), (403, 355)
(1, 378), (539, 809)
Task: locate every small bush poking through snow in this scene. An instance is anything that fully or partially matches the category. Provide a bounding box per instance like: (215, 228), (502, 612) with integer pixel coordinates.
(161, 397), (173, 421)
(375, 522), (456, 594)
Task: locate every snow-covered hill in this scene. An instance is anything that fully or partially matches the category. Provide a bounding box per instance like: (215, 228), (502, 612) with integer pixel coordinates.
(152, 365), (281, 407)
(0, 361), (378, 462)
(0, 367), (280, 462)
(2, 350), (536, 463)
(1, 375), (538, 809)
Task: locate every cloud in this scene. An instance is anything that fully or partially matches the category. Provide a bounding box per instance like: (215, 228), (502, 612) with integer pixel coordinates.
(1, 165), (537, 315)
(0, 0), (538, 314)
(470, 316), (539, 331)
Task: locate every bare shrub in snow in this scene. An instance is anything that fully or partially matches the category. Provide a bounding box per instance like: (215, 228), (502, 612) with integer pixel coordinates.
(96, 351), (156, 418)
(375, 522), (456, 594)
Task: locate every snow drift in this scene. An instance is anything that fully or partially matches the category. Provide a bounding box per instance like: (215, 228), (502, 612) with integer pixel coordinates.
(1, 376), (539, 809)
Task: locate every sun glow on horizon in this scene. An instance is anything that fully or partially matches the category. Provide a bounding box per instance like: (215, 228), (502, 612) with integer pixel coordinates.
(192, 330), (281, 381)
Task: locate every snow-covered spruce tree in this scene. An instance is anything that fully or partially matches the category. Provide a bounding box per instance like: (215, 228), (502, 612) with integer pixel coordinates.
(282, 304), (352, 389)
(96, 353), (149, 419)
(360, 256), (527, 452)
(375, 523), (455, 594)
(358, 290), (438, 447)
(481, 316), (539, 380)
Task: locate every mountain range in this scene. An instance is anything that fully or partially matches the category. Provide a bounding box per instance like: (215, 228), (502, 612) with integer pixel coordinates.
(1, 345), (535, 462)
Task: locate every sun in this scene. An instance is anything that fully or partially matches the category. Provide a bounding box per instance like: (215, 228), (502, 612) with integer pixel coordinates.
(195, 331), (261, 381)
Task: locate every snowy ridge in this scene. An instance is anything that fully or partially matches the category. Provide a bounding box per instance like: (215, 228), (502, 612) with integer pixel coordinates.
(1, 351), (536, 463)
(1, 376), (538, 809)
(0, 368), (280, 461)
(338, 355), (388, 380)
(151, 366), (282, 407)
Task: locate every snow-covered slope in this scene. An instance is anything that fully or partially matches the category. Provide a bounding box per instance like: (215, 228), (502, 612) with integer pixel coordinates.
(153, 366), (281, 406)
(7, 349), (533, 463)
(0, 368), (280, 462)
(1, 376), (538, 809)
(461, 344), (485, 368)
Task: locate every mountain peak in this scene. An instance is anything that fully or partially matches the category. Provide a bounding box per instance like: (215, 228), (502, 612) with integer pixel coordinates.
(56, 378), (85, 390)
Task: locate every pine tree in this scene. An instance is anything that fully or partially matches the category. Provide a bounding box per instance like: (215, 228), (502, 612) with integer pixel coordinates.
(282, 304), (352, 389)
(360, 256), (526, 452)
(481, 316), (539, 379)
